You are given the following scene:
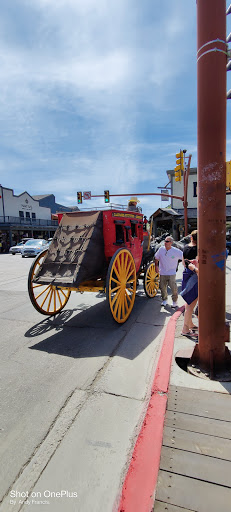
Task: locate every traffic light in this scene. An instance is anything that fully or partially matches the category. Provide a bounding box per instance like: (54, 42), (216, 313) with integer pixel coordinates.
(226, 161), (231, 191)
(175, 150), (184, 182)
(77, 191), (82, 204)
(104, 190), (110, 203)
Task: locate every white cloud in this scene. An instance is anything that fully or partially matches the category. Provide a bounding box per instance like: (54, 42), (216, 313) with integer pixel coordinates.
(0, 0), (199, 219)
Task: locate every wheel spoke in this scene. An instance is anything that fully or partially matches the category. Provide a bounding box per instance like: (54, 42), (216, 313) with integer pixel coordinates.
(113, 290), (122, 316)
(40, 287), (52, 308)
(34, 284), (51, 300)
(121, 292), (126, 318)
(124, 252), (128, 272)
(126, 267), (135, 282)
(117, 296), (122, 321)
(47, 288), (54, 312)
(113, 264), (121, 282)
(57, 289), (63, 307)
(116, 254), (122, 275)
(111, 288), (122, 308)
(60, 289), (68, 298)
(125, 289), (132, 303)
(111, 276), (121, 285)
(125, 260), (133, 280)
(110, 285), (121, 293)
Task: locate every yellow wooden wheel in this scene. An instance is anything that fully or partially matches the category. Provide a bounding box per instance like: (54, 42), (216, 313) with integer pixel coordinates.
(28, 250), (71, 316)
(144, 262), (159, 298)
(106, 248), (136, 324)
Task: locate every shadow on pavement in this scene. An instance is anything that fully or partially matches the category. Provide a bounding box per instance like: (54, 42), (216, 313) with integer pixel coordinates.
(24, 294), (170, 361)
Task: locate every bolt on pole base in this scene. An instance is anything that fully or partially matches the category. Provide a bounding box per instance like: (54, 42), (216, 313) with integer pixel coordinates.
(175, 341), (231, 381)
(188, 345), (231, 382)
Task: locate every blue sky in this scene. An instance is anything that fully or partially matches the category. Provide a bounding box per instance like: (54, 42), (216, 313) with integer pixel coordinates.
(1, 0), (231, 218)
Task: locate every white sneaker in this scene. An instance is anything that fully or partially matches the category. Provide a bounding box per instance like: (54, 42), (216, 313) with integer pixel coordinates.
(161, 300), (167, 306)
(171, 301), (178, 308)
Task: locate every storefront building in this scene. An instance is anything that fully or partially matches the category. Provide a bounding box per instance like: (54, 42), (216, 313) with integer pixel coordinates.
(0, 186), (58, 248)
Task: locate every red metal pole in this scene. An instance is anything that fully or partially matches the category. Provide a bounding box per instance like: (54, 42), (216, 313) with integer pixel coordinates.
(193, 0), (230, 374)
(91, 193), (184, 201)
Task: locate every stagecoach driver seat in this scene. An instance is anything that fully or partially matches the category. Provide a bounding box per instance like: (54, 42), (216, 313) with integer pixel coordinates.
(128, 197), (140, 212)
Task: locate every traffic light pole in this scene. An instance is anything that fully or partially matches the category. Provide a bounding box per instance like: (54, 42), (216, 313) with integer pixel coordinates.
(183, 155), (192, 237)
(190, 0), (231, 378)
(91, 192), (184, 201)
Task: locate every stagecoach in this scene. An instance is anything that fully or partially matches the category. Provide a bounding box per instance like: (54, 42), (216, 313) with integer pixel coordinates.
(28, 208), (159, 324)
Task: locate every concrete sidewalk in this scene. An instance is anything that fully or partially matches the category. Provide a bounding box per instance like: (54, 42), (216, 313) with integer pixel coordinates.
(154, 311), (231, 512)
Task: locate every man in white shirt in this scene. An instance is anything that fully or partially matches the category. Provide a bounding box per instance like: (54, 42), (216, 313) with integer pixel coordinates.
(155, 236), (183, 307)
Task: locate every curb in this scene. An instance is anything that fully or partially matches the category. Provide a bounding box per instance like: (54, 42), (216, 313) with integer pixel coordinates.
(118, 306), (184, 512)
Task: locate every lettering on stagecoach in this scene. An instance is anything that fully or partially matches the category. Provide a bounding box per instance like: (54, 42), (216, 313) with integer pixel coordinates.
(112, 212), (143, 220)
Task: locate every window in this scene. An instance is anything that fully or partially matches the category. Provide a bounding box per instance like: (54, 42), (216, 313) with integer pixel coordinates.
(32, 213), (36, 220)
(115, 224), (124, 244)
(19, 211), (24, 218)
(193, 182), (197, 197)
(26, 212), (30, 219)
(130, 221), (137, 238)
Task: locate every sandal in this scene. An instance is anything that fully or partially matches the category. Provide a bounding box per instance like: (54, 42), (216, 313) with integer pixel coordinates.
(181, 330), (198, 337)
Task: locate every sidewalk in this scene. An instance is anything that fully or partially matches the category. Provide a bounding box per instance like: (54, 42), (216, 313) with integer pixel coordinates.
(118, 302), (231, 512)
(154, 312), (231, 512)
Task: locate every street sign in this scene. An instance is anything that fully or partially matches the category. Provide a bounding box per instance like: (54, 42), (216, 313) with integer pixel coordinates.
(83, 191), (91, 200)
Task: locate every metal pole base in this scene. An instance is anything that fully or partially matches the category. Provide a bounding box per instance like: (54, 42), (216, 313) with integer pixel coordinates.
(175, 347), (231, 382)
(188, 345), (231, 381)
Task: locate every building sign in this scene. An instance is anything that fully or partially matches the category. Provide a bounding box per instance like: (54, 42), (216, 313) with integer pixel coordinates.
(21, 200), (32, 210)
(161, 190), (169, 201)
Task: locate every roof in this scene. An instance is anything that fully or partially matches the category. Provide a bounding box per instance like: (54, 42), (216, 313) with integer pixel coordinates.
(174, 208), (198, 217)
(151, 207), (181, 219)
(166, 167), (197, 177)
(32, 194), (54, 200)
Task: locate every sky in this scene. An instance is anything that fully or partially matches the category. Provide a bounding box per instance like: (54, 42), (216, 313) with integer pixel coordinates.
(1, 0), (231, 219)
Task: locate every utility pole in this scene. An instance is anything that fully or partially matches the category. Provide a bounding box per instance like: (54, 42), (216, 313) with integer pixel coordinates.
(190, 0), (231, 378)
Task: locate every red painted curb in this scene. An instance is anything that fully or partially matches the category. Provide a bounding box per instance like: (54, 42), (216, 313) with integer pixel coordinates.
(118, 306), (184, 512)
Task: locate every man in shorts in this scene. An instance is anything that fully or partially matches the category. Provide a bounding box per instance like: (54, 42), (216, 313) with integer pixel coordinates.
(155, 236), (183, 307)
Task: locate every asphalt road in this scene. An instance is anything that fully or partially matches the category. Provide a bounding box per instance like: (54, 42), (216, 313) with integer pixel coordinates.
(0, 253), (174, 512)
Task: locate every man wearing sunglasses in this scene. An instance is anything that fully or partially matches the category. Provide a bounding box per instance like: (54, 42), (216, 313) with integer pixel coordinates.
(155, 236), (183, 307)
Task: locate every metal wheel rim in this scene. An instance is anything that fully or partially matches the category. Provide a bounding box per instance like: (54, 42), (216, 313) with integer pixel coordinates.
(28, 250), (71, 315)
(144, 263), (159, 298)
(108, 249), (136, 323)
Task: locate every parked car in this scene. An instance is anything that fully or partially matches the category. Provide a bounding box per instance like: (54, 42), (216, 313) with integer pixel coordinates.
(21, 239), (49, 258)
(9, 238), (34, 255)
(9, 241), (25, 255)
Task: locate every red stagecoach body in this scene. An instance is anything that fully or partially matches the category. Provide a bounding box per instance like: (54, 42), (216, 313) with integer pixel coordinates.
(103, 210), (144, 271)
(28, 209), (158, 323)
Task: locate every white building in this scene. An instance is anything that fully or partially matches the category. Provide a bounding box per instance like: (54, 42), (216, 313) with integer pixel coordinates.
(0, 185), (58, 247)
(0, 186), (51, 220)
(151, 168), (231, 239)
(167, 167), (231, 211)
